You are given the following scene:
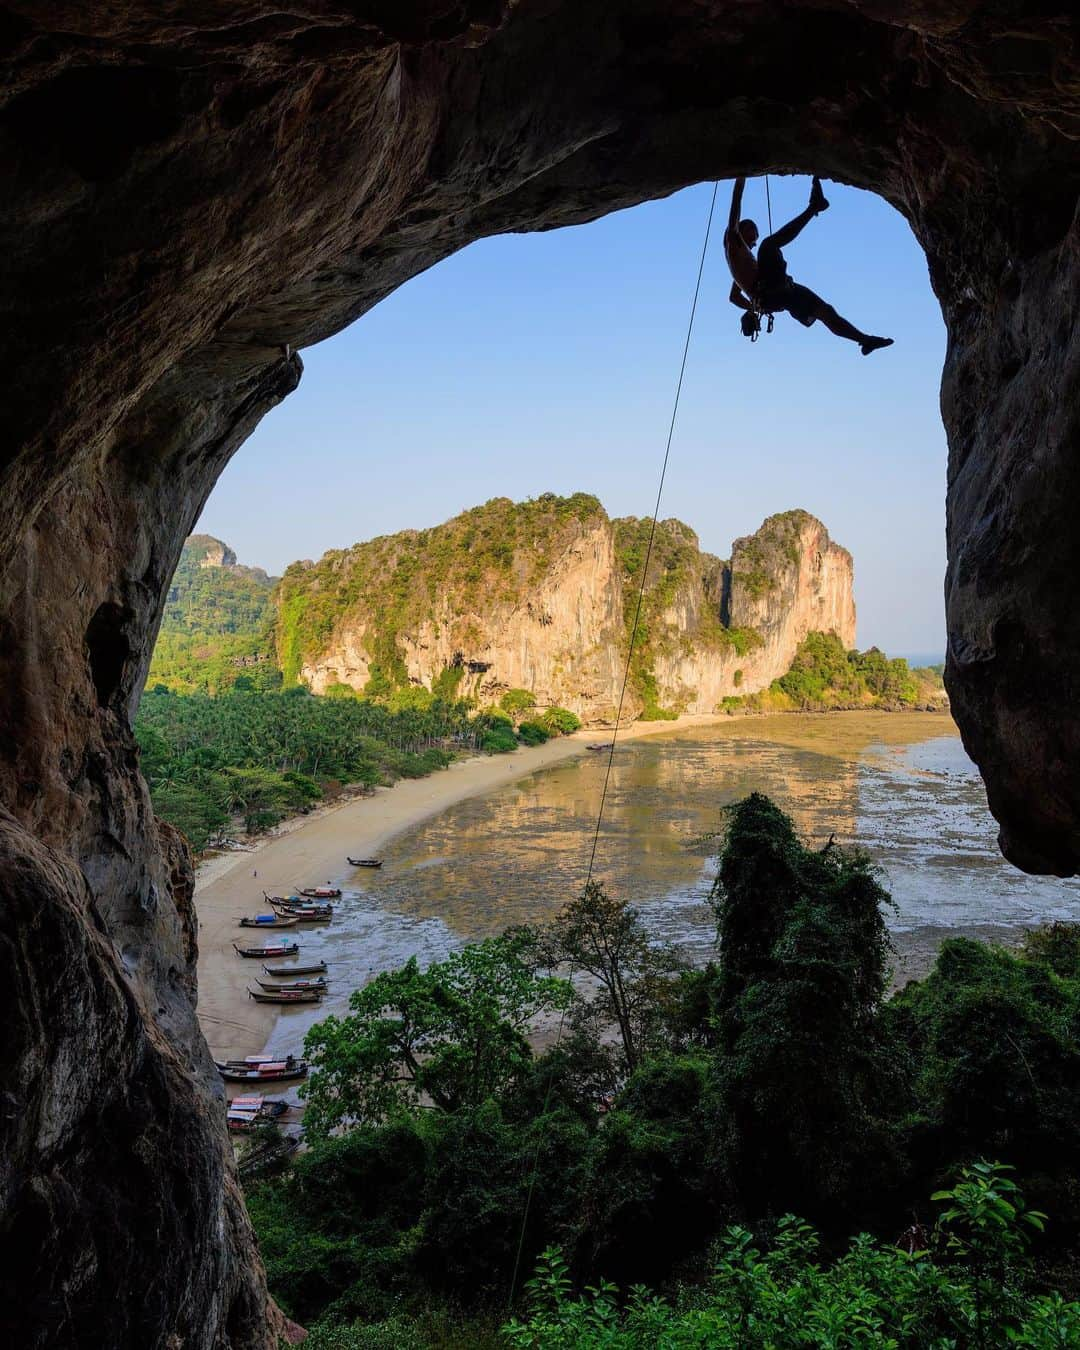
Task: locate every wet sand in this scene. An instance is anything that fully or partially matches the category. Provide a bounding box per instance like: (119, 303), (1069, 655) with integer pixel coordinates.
(195, 715), (728, 1061)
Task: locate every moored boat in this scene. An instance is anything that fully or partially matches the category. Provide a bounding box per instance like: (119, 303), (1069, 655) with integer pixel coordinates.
(216, 1059), (309, 1083)
(238, 914), (299, 928)
(270, 900), (333, 920)
(297, 886), (341, 899)
(255, 976), (328, 993)
(222, 1054), (304, 1068)
(247, 986), (323, 1004)
(262, 960), (327, 976)
(347, 857), (383, 868)
(233, 941), (300, 958)
(227, 1096), (290, 1130)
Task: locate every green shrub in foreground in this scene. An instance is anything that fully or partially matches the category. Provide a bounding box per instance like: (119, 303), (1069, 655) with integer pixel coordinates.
(503, 1164), (1077, 1349)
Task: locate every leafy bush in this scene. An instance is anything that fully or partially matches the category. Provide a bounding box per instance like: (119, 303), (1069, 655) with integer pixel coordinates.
(517, 720), (551, 747)
(483, 727), (519, 753)
(539, 707), (581, 735)
(710, 794), (902, 1226)
(884, 935), (1080, 1248)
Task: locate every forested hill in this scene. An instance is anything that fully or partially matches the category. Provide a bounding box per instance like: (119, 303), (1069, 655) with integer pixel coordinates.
(148, 499), (944, 716)
(147, 534), (279, 692)
(273, 495), (859, 719)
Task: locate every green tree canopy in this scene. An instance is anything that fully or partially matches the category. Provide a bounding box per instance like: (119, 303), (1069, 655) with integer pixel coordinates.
(302, 933), (571, 1136)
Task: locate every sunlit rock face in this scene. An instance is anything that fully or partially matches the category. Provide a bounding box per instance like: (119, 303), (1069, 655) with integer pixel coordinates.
(0, 1), (1077, 1344)
(298, 507), (854, 719)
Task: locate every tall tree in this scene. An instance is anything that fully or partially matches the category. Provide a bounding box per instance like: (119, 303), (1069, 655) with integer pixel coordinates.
(710, 793), (901, 1226)
(531, 882), (683, 1076)
(302, 933), (570, 1137)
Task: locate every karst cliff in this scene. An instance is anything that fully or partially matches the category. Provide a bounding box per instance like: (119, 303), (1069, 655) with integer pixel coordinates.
(282, 497), (856, 720)
(1, 3), (1078, 1347)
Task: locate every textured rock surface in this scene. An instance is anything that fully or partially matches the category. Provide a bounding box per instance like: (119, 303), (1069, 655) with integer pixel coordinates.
(298, 505), (855, 717)
(0, 2), (1077, 1345)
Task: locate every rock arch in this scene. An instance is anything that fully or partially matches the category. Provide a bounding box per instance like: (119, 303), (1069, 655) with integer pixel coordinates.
(0, 3), (1077, 1345)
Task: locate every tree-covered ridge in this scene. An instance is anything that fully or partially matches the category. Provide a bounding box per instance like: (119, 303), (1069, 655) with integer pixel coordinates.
(148, 534), (279, 692)
(152, 500), (865, 713)
(276, 493), (608, 687)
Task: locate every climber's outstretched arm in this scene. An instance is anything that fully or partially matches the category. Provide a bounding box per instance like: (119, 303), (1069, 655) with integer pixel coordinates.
(726, 177), (746, 239)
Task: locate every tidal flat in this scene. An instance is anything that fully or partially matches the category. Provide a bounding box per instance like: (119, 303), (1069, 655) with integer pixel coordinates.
(255, 711), (1080, 1060)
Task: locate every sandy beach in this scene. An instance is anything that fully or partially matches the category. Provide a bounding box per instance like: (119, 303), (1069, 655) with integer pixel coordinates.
(196, 714), (726, 1062)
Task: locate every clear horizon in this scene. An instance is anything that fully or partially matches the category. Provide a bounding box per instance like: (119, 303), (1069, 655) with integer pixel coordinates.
(198, 177), (948, 655)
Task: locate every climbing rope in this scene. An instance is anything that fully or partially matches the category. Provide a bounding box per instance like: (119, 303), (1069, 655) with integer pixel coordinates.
(507, 179), (721, 1306)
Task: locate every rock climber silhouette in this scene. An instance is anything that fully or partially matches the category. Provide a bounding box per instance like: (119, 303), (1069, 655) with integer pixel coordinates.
(724, 176), (893, 355)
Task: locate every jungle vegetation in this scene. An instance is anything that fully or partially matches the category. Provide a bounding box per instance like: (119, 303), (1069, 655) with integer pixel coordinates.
(147, 534), (280, 693)
(136, 688), (580, 851)
(248, 795), (1080, 1348)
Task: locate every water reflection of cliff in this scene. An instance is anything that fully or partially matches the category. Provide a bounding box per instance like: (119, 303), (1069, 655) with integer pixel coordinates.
(369, 717), (895, 940)
(263, 713), (1080, 1061)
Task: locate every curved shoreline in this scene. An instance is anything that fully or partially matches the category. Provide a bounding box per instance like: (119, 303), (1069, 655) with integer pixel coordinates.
(194, 714), (731, 1061)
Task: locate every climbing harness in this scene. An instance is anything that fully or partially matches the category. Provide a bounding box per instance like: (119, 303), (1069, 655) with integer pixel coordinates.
(742, 305), (775, 342)
(741, 173), (776, 343)
(508, 180), (721, 1306)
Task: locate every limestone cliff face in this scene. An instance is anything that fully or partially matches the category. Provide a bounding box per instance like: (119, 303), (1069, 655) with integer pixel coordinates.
(195, 536), (237, 569)
(301, 512), (627, 717)
(653, 512), (856, 713)
(293, 501), (856, 721)
(185, 533), (274, 588)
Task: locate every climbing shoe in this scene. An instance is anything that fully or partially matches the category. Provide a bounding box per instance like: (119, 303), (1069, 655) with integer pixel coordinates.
(860, 336), (894, 356)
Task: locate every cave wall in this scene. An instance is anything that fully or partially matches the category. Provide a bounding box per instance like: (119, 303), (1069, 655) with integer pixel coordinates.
(0, 2), (1077, 1344)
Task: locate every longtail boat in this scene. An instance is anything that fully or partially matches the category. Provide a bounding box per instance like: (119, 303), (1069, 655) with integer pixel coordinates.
(227, 1096), (290, 1130)
(269, 897), (333, 916)
(247, 986), (323, 1004)
(347, 857), (383, 868)
(233, 941), (300, 958)
(222, 1054), (303, 1068)
(238, 914), (298, 929)
(297, 886), (341, 899)
(216, 1059), (309, 1083)
(262, 960), (327, 976)
(255, 976), (328, 993)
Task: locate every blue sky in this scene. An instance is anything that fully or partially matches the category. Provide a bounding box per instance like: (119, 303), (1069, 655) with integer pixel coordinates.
(199, 176), (948, 658)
